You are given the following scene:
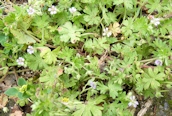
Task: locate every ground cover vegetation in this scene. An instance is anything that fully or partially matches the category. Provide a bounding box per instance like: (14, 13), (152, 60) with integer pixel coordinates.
(0, 0), (172, 115)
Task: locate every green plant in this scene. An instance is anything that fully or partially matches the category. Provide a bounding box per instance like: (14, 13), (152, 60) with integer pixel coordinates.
(0, 0), (172, 115)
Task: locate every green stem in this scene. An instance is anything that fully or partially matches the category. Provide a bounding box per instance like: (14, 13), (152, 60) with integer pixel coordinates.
(80, 33), (99, 37)
(122, 6), (127, 23)
(41, 28), (45, 44)
(80, 88), (91, 95)
(144, 61), (153, 65)
(100, 22), (105, 29)
(25, 31), (56, 48)
(97, 17), (104, 29)
(139, 58), (157, 63)
(25, 31), (41, 42)
(133, 1), (145, 20)
(133, 6), (141, 20)
(159, 35), (171, 39)
(0, 68), (9, 82)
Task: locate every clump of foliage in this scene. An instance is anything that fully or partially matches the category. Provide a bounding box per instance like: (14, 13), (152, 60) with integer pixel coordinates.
(0, 0), (172, 115)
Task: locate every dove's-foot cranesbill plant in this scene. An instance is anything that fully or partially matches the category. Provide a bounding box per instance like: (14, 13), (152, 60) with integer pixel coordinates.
(0, 0), (172, 115)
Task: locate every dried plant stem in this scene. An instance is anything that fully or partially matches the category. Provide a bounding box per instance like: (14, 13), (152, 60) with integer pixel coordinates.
(139, 58), (157, 63)
(13, 67), (18, 81)
(0, 69), (31, 77)
(137, 99), (153, 116)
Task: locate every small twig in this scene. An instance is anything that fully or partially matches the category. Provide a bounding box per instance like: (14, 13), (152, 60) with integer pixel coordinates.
(153, 105), (156, 116)
(141, 64), (172, 69)
(141, 65), (155, 69)
(0, 69), (31, 76)
(27, 98), (33, 103)
(13, 67), (18, 81)
(137, 99), (153, 116)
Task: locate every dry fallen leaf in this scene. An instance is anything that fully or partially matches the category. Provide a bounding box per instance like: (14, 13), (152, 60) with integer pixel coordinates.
(0, 74), (16, 92)
(10, 110), (23, 116)
(0, 83), (11, 92)
(109, 22), (121, 37)
(98, 51), (108, 72)
(4, 75), (16, 86)
(0, 93), (8, 109)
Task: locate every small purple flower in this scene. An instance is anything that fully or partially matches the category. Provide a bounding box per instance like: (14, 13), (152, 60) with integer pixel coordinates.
(89, 81), (96, 89)
(128, 96), (139, 108)
(154, 59), (163, 66)
(27, 7), (35, 15)
(119, 68), (124, 72)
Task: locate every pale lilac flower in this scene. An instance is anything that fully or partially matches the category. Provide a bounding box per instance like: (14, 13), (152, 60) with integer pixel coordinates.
(16, 57), (25, 66)
(89, 81), (96, 89)
(103, 27), (112, 37)
(27, 7), (35, 15)
(69, 7), (77, 14)
(155, 59), (163, 66)
(128, 96), (139, 108)
(150, 17), (160, 26)
(119, 68), (124, 72)
(27, 46), (34, 54)
(48, 5), (58, 15)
